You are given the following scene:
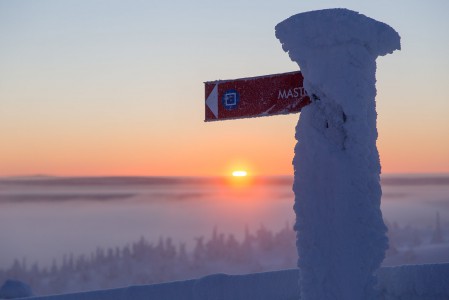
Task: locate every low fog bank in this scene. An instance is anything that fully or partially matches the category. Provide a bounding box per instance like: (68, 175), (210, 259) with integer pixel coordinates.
(1, 219), (448, 296)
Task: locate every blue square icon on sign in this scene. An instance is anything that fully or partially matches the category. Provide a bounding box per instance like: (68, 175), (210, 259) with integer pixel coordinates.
(225, 93), (237, 106)
(222, 89), (240, 110)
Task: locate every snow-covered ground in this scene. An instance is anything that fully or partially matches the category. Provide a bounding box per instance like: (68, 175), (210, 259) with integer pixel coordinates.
(4, 264), (448, 300)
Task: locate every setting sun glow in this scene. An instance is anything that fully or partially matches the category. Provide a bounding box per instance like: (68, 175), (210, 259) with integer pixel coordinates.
(232, 170), (248, 177)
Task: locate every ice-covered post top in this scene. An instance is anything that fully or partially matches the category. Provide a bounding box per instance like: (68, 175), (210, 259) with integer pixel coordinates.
(276, 9), (400, 300)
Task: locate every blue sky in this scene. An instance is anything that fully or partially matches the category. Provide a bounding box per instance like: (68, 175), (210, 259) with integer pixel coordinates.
(1, 0), (448, 176)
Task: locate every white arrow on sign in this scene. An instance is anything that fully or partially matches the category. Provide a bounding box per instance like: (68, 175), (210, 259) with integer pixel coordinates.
(206, 83), (218, 118)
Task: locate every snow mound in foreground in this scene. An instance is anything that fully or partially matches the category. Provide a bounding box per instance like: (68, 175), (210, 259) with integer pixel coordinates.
(14, 263), (449, 300)
(0, 279), (33, 299)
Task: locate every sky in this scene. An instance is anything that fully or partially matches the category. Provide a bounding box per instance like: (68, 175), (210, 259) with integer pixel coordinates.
(1, 0), (448, 177)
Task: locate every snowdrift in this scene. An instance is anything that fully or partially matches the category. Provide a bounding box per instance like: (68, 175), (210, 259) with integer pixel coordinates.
(16, 263), (449, 300)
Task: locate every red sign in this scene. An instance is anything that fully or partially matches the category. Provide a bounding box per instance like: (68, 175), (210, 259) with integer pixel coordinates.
(204, 71), (310, 122)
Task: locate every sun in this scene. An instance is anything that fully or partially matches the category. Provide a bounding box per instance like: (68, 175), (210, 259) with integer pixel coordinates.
(228, 169), (251, 188)
(232, 170), (248, 177)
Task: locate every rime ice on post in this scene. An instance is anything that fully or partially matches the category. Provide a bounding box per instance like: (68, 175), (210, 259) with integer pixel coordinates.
(275, 9), (400, 300)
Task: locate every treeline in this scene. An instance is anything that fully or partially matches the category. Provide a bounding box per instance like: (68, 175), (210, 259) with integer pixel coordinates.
(1, 215), (445, 297)
(0, 224), (297, 296)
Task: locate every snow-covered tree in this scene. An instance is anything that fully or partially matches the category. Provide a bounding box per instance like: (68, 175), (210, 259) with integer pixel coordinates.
(276, 8), (400, 300)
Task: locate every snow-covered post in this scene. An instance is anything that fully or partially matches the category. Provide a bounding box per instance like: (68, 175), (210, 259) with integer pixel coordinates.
(275, 9), (400, 300)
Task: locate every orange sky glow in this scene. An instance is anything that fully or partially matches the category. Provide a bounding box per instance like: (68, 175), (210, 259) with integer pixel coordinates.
(1, 1), (448, 178)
